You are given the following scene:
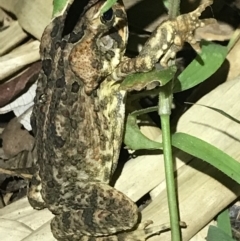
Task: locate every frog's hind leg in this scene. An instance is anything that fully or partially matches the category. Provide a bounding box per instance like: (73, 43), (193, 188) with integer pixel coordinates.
(51, 182), (168, 241)
(27, 159), (46, 210)
(50, 182), (178, 241)
(50, 181), (139, 240)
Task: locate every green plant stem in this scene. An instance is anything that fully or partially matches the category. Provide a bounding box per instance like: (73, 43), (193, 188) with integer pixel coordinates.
(168, 0), (180, 19)
(159, 83), (181, 241)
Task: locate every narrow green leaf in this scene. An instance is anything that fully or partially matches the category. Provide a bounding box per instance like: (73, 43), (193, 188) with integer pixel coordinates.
(120, 66), (177, 91)
(100, 0), (117, 14)
(124, 107), (163, 150)
(174, 41), (227, 92)
(162, 0), (170, 10)
(53, 0), (117, 17)
(207, 226), (236, 241)
(172, 132), (240, 184)
(53, 0), (68, 16)
(185, 103), (240, 125)
(217, 209), (232, 237)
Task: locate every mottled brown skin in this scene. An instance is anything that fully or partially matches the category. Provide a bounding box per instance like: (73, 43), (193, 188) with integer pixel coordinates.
(28, 0), (215, 240)
(28, 0), (151, 240)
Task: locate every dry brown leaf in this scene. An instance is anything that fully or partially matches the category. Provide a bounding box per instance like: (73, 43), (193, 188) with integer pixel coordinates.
(2, 118), (34, 158)
(195, 21), (234, 41)
(0, 62), (41, 107)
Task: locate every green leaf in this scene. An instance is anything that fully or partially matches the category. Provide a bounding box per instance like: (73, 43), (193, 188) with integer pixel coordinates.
(162, 0), (170, 10)
(172, 132), (240, 184)
(120, 66), (177, 91)
(53, 0), (117, 17)
(217, 209), (232, 237)
(100, 0), (117, 14)
(53, 0), (68, 16)
(207, 226), (236, 241)
(124, 107), (163, 150)
(174, 41), (227, 92)
(185, 103), (240, 125)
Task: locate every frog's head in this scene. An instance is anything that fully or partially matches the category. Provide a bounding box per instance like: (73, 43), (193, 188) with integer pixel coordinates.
(67, 0), (128, 94)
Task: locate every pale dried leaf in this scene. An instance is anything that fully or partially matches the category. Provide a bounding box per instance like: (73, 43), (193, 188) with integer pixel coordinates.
(0, 0), (52, 40)
(0, 7), (12, 29)
(0, 21), (28, 56)
(0, 41), (40, 80)
(226, 34), (240, 81)
(0, 219), (33, 241)
(189, 221), (216, 241)
(22, 221), (55, 241)
(0, 197), (53, 230)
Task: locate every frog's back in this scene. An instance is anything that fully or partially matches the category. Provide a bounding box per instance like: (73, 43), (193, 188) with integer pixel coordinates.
(30, 0), (128, 210)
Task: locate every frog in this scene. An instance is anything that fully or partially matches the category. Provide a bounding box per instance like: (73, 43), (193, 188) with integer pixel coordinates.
(28, 0), (215, 240)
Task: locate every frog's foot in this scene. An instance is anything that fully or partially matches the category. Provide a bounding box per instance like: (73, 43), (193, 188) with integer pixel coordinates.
(113, 0), (216, 79)
(28, 169), (46, 210)
(159, 0), (216, 66)
(117, 220), (187, 241)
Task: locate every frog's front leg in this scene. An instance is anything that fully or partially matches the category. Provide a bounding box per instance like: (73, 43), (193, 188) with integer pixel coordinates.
(50, 182), (167, 241)
(113, 0), (216, 80)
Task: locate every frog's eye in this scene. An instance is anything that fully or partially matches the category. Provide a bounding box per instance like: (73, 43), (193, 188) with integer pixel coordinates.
(101, 8), (114, 23)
